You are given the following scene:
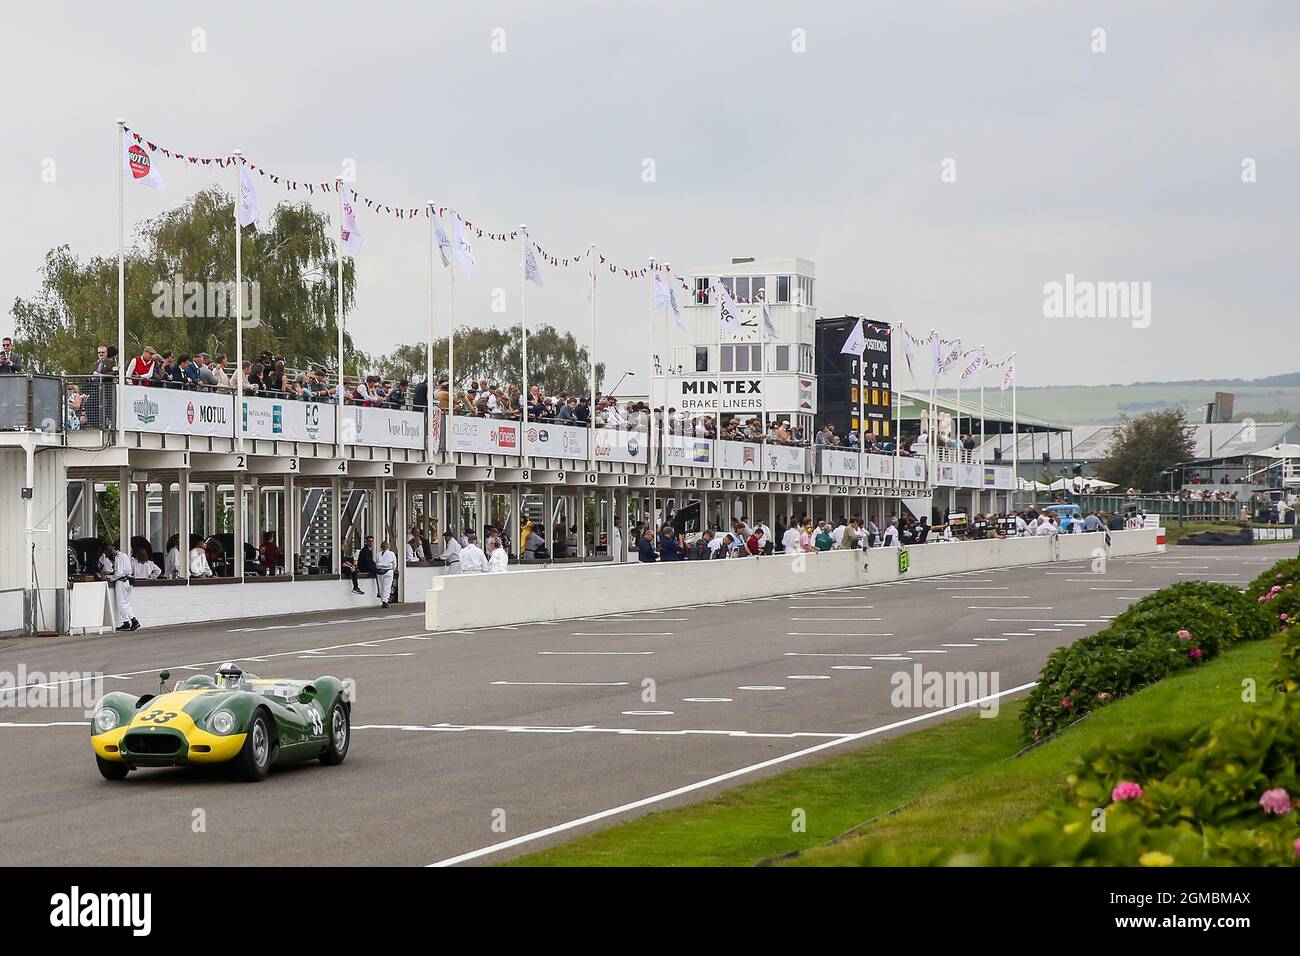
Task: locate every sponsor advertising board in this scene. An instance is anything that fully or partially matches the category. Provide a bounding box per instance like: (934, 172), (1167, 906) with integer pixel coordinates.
(593, 427), (647, 464)
(123, 385), (232, 438)
(524, 422), (588, 459)
(241, 397), (334, 443)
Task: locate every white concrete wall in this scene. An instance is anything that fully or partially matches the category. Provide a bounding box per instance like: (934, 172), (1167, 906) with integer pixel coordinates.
(425, 528), (1163, 631)
(0, 589), (23, 637)
(128, 578), (399, 629)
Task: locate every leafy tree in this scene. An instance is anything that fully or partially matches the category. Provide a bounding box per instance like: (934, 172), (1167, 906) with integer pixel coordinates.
(1096, 409), (1196, 491)
(366, 324), (604, 395)
(10, 186), (356, 375)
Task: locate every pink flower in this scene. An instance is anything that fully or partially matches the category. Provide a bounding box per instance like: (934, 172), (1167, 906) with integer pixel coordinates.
(1281, 614), (1290, 622)
(1259, 788), (1292, 816)
(1061, 698), (1073, 709)
(1177, 629), (1191, 640)
(1112, 781), (1143, 802)
(1272, 585), (1282, 593)
(1294, 838), (1300, 857)
(1188, 648), (1203, 659)
(1278, 573), (1285, 579)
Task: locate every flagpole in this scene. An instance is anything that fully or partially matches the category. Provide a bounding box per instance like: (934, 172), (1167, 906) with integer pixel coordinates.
(588, 242), (597, 470)
(447, 211), (457, 462)
(1010, 352), (1019, 510)
(115, 118), (126, 447)
(335, 179), (345, 449)
(519, 225), (529, 442)
(714, 276), (722, 481)
(759, 289), (768, 483)
(662, 263), (673, 479)
(928, 329), (937, 492)
(979, 345), (986, 472)
(426, 201), (436, 460)
(233, 149), (245, 452)
(892, 323), (900, 496)
(857, 317), (865, 487)
(646, 258), (656, 473)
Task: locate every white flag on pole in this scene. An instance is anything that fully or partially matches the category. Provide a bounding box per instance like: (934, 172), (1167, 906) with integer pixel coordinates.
(524, 240), (544, 287)
(236, 163), (259, 228)
(452, 214), (475, 279)
(122, 139), (165, 189)
(959, 348), (984, 382)
(931, 337), (944, 378)
(432, 210), (452, 267)
(668, 279), (684, 331)
(840, 317), (866, 356)
(1000, 357), (1016, 392)
(757, 290), (778, 337)
(716, 280), (741, 334)
(902, 332), (915, 380)
(340, 194), (364, 257)
(652, 272), (670, 310)
(586, 250), (596, 302)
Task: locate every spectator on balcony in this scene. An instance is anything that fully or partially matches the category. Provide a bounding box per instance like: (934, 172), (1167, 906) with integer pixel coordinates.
(127, 345), (155, 384)
(177, 354), (200, 389)
(0, 336), (22, 373)
(385, 380), (408, 408)
(65, 382), (86, 430)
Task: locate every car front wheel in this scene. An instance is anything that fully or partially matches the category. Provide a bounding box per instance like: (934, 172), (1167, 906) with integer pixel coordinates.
(320, 701), (349, 766)
(96, 756), (129, 781)
(235, 711), (273, 782)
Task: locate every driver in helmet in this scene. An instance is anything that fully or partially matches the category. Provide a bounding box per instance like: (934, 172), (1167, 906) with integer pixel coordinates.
(215, 663), (244, 690)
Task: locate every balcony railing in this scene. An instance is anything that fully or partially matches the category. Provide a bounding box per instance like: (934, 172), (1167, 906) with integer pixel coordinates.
(0, 374), (67, 434)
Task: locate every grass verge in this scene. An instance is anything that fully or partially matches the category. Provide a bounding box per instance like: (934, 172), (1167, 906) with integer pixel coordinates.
(505, 636), (1282, 867)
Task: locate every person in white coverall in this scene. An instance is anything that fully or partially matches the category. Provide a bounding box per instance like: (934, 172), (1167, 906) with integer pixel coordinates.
(442, 530), (463, 574)
(458, 532), (488, 573)
(375, 540), (397, 607)
(105, 543), (139, 631)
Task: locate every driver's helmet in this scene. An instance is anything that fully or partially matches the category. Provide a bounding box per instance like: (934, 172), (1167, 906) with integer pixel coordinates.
(215, 662), (244, 690)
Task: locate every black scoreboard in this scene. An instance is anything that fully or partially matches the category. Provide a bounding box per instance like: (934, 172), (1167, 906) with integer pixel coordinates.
(815, 316), (893, 439)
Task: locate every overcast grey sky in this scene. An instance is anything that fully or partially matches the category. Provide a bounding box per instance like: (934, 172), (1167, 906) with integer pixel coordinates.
(2, 1), (1296, 388)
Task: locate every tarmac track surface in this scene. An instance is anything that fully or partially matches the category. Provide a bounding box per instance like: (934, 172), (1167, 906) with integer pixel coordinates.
(0, 542), (1287, 866)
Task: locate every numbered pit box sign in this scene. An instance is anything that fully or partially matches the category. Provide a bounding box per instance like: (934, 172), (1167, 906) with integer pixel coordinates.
(897, 547), (910, 574)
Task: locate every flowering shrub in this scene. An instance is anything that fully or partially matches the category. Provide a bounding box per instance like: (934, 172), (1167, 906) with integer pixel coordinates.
(1019, 598), (1237, 743)
(965, 694), (1300, 866)
(1245, 557), (1300, 691)
(1118, 580), (1273, 644)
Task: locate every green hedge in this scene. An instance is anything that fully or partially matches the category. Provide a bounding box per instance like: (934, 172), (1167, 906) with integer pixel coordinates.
(1246, 556), (1300, 691)
(1118, 580), (1273, 644)
(1019, 598), (1238, 743)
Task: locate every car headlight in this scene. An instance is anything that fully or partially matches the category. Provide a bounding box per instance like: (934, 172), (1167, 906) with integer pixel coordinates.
(210, 711), (236, 735)
(94, 708), (119, 732)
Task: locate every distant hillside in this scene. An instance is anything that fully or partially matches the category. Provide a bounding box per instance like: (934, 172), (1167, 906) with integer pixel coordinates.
(938, 371), (1300, 425)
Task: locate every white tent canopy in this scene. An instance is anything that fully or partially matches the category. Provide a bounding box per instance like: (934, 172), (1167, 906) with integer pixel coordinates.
(1258, 443), (1300, 459)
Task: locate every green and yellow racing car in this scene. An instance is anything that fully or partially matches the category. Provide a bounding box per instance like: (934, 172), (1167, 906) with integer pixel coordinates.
(90, 662), (351, 781)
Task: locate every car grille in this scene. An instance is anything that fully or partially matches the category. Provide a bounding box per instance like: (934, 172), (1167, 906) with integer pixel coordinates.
(123, 731), (183, 755)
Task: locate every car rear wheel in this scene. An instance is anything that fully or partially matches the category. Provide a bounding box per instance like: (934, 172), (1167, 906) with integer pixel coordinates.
(235, 711), (273, 782)
(96, 756), (129, 781)
(320, 701), (349, 766)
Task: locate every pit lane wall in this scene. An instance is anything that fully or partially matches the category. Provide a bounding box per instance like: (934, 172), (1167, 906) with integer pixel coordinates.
(424, 528), (1164, 631)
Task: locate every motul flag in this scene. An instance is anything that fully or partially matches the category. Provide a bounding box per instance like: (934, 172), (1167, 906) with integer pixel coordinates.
(236, 163), (259, 228)
(122, 139), (165, 189)
(960, 349), (984, 382)
(340, 196), (363, 257)
(1000, 358), (1016, 392)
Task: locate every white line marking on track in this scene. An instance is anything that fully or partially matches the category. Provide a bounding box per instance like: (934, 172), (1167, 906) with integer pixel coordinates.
(538, 651), (653, 656)
(830, 665), (873, 670)
(968, 606), (1055, 610)
(789, 617), (883, 621)
(787, 632), (893, 637)
(973, 638), (1008, 642)
(786, 675), (831, 680)
(427, 680), (1039, 866)
(491, 681), (630, 687)
(737, 685), (785, 691)
(296, 652), (414, 659)
(355, 722), (839, 739)
(681, 697), (733, 703)
(570, 632), (674, 637)
(784, 652), (879, 657)
(622, 710), (673, 716)
(1001, 632), (1036, 637)
(940, 643), (980, 647)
